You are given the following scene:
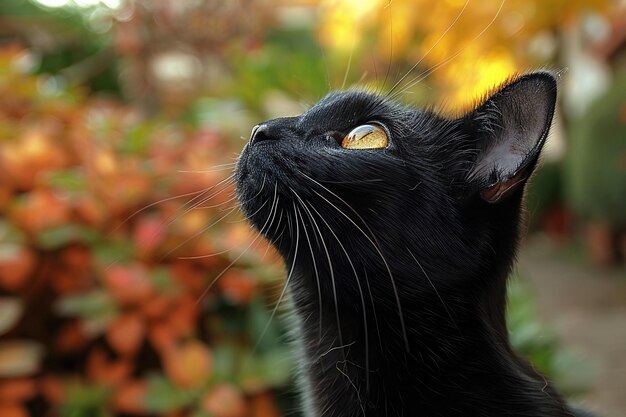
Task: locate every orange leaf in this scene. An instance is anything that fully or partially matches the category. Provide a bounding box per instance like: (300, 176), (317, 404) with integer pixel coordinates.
(165, 296), (198, 337)
(72, 196), (106, 226)
(50, 268), (91, 295)
(86, 349), (133, 386)
(0, 403), (29, 417)
(54, 321), (89, 353)
(134, 217), (165, 257)
(0, 129), (66, 190)
(250, 391), (280, 417)
(218, 270), (257, 304)
(201, 384), (248, 417)
(8, 189), (70, 233)
(0, 185), (12, 211)
(0, 378), (37, 403)
(142, 294), (174, 320)
(0, 245), (35, 292)
(102, 264), (154, 305)
(111, 379), (148, 415)
(147, 322), (178, 354)
(171, 261), (207, 294)
(40, 375), (64, 405)
(105, 313), (145, 357)
(163, 341), (212, 389)
(61, 244), (92, 272)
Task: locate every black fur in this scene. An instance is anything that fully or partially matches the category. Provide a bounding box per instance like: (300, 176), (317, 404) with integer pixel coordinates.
(235, 73), (594, 417)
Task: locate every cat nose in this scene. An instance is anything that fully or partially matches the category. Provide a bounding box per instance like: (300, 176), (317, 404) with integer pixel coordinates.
(249, 124), (274, 146)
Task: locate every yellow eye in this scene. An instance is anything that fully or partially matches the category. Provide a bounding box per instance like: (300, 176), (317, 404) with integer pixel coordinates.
(341, 124), (388, 149)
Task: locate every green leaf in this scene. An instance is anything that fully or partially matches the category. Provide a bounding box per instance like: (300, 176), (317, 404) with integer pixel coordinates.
(189, 410), (212, 417)
(37, 225), (100, 250)
(143, 374), (197, 413)
(56, 290), (117, 334)
(0, 340), (43, 377)
(60, 383), (111, 417)
(239, 347), (293, 390)
(45, 169), (86, 193)
(247, 296), (283, 353)
(0, 220), (26, 245)
(211, 343), (238, 380)
(507, 277), (589, 395)
(0, 297), (23, 336)
(93, 238), (135, 265)
(119, 123), (154, 155)
(151, 267), (176, 292)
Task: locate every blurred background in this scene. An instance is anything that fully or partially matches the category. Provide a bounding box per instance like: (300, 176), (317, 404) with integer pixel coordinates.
(0, 0), (625, 416)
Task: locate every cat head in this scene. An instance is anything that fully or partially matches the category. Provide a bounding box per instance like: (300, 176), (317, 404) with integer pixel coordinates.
(235, 72), (557, 304)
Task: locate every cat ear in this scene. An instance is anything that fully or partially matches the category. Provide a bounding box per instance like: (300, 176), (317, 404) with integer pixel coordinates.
(465, 72), (557, 203)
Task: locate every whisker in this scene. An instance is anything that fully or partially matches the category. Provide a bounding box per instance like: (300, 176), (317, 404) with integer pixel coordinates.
(192, 184), (279, 305)
(341, 25), (356, 90)
(300, 199), (344, 352)
(177, 166), (236, 174)
(109, 188), (210, 235)
(164, 178), (235, 230)
(249, 199), (300, 356)
(363, 268), (383, 351)
(196, 193), (238, 209)
(104, 175), (236, 271)
(308, 202), (370, 392)
(407, 247), (459, 331)
(160, 206), (239, 260)
(381, 0), (394, 92)
(390, 0), (505, 101)
(336, 362), (366, 416)
(178, 174), (235, 213)
(386, 0), (471, 97)
(292, 192), (323, 339)
(301, 173), (409, 351)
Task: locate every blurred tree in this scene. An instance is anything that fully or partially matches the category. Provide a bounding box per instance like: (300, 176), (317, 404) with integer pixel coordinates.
(0, 0), (279, 113)
(317, 0), (613, 108)
(0, 0), (121, 94)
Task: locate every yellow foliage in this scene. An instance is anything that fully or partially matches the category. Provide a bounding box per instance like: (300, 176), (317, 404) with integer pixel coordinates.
(314, 0), (613, 109)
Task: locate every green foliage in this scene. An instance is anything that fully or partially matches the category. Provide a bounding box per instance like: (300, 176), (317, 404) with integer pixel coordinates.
(525, 162), (564, 229)
(0, 0), (121, 94)
(60, 383), (111, 417)
(566, 72), (626, 225)
(230, 29), (330, 112)
(507, 278), (590, 396)
(143, 374), (199, 413)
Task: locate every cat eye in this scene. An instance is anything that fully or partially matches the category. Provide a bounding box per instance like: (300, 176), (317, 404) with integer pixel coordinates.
(341, 124), (388, 150)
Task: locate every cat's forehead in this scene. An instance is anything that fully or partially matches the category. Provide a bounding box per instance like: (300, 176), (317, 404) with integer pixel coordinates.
(300, 90), (391, 127)
(298, 90), (429, 139)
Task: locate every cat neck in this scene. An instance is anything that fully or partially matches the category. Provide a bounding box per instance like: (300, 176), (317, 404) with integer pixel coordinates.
(287, 264), (570, 417)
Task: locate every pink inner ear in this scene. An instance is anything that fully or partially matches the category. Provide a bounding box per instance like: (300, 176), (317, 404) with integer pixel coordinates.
(480, 167), (530, 204)
(467, 73), (556, 200)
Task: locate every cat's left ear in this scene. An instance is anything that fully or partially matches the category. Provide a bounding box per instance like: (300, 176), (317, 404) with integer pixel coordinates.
(464, 72), (557, 203)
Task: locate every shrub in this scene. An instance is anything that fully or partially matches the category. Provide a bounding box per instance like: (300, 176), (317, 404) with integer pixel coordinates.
(0, 45), (291, 417)
(565, 72), (626, 226)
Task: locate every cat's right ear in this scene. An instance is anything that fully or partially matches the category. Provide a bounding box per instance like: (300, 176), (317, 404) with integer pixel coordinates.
(462, 72), (557, 203)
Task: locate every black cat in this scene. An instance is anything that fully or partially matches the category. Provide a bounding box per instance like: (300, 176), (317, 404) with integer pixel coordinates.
(235, 72), (594, 417)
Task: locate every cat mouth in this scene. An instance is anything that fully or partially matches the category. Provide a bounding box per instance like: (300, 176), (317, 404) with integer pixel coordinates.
(235, 142), (293, 237)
